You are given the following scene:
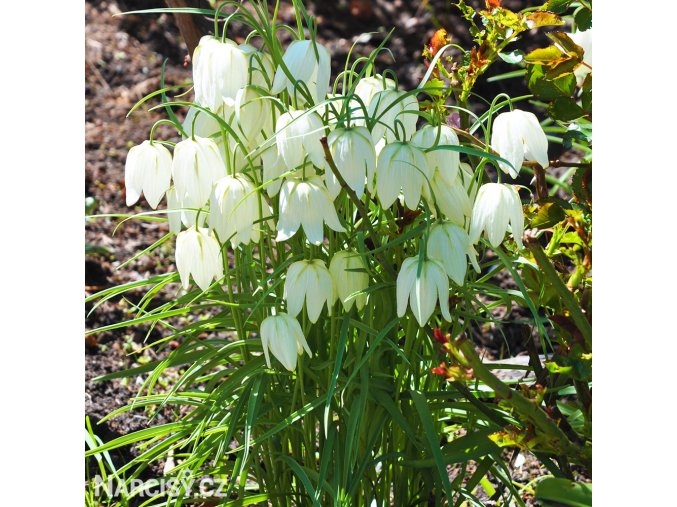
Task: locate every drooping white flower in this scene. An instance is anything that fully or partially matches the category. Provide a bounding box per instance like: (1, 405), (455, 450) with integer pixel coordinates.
(429, 171), (473, 227)
(271, 39), (331, 106)
(569, 28), (592, 85)
(353, 74), (396, 109)
(427, 222), (480, 286)
(326, 126), (376, 199)
(209, 174), (262, 247)
(276, 176), (346, 245)
(396, 256), (452, 327)
(239, 44), (275, 91)
(284, 259), (334, 323)
(165, 186), (183, 233)
(368, 89), (419, 143)
(469, 183), (524, 249)
(375, 141), (431, 209)
(234, 85), (272, 142)
(275, 110), (327, 171)
(173, 135), (225, 203)
(182, 106), (223, 143)
(260, 313), (311, 371)
(124, 140), (173, 209)
(491, 109), (549, 178)
(261, 143), (288, 197)
(329, 251), (369, 311)
(411, 124), (460, 186)
(175, 226), (224, 292)
(192, 35), (249, 111)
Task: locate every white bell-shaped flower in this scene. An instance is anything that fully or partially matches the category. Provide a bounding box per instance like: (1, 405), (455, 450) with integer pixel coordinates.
(239, 44), (275, 91)
(491, 109), (549, 178)
(469, 183), (524, 249)
(275, 109), (327, 171)
(276, 176), (346, 245)
(209, 174), (262, 247)
(569, 28), (592, 85)
(124, 140), (173, 209)
(182, 106), (223, 139)
(353, 74), (396, 109)
(329, 251), (369, 311)
(368, 89), (419, 143)
(234, 85), (272, 142)
(427, 222), (480, 286)
(396, 256), (452, 327)
(172, 136), (226, 211)
(429, 171), (473, 227)
(375, 141), (431, 209)
(166, 186), (183, 234)
(261, 143), (288, 197)
(175, 226), (224, 292)
(271, 39), (331, 106)
(411, 124), (460, 186)
(327, 126), (376, 199)
(284, 259), (333, 323)
(192, 35), (249, 111)
(260, 313), (311, 371)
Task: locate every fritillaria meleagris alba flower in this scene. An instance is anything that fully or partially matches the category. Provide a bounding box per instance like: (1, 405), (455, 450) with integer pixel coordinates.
(353, 74), (396, 109)
(427, 222), (480, 286)
(175, 226), (224, 292)
(469, 183), (524, 249)
(172, 136), (226, 209)
(368, 89), (419, 143)
(209, 174), (262, 247)
(429, 171), (473, 227)
(491, 109), (549, 178)
(275, 109), (327, 171)
(569, 28), (592, 85)
(396, 256), (452, 327)
(329, 251), (369, 311)
(284, 259), (334, 323)
(239, 43), (275, 91)
(124, 140), (172, 209)
(411, 124), (460, 187)
(276, 176), (346, 245)
(375, 141), (431, 209)
(326, 126), (376, 199)
(192, 35), (249, 111)
(271, 39), (331, 105)
(260, 313), (311, 371)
